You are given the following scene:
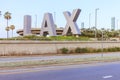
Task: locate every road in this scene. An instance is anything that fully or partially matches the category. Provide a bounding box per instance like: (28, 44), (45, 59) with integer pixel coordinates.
(0, 52), (120, 62)
(0, 62), (120, 80)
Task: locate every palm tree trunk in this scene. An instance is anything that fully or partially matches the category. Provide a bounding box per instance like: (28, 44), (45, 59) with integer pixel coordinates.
(7, 19), (8, 27)
(12, 30), (13, 38)
(7, 19), (9, 38)
(7, 31), (9, 38)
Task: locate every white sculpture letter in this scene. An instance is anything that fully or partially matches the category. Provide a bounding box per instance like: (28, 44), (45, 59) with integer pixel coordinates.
(62, 9), (81, 36)
(40, 13), (56, 36)
(23, 15), (31, 36)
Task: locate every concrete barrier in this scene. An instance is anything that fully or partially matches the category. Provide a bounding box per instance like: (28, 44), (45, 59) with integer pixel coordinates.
(0, 41), (120, 55)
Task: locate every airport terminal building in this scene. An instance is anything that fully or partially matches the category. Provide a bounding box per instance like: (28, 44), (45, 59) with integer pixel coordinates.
(17, 27), (64, 36)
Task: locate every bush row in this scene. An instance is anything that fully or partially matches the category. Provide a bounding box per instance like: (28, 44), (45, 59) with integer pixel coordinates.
(60, 47), (120, 54)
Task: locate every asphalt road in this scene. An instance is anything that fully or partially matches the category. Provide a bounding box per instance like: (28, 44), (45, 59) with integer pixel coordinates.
(0, 62), (120, 80)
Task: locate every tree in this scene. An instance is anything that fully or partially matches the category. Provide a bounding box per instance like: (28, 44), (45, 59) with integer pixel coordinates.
(4, 11), (11, 38)
(5, 26), (10, 38)
(10, 25), (15, 37)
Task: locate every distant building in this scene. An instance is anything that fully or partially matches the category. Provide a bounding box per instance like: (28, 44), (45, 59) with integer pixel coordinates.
(17, 28), (64, 36)
(23, 15), (31, 36)
(117, 20), (120, 29)
(81, 22), (84, 29)
(111, 17), (115, 30)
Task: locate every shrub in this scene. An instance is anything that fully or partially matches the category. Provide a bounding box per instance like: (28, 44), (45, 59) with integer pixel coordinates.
(107, 48), (112, 52)
(75, 47), (91, 53)
(107, 47), (116, 52)
(87, 48), (95, 53)
(103, 48), (108, 52)
(82, 48), (88, 53)
(60, 48), (69, 54)
(75, 47), (82, 53)
(112, 47), (117, 52)
(115, 47), (120, 51)
(69, 50), (74, 53)
(110, 47), (120, 52)
(96, 49), (102, 52)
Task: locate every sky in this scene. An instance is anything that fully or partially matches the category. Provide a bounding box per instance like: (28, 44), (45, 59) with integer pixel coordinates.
(0, 0), (120, 38)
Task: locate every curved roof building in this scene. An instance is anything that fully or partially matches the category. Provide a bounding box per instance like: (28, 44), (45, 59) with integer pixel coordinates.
(16, 28), (64, 36)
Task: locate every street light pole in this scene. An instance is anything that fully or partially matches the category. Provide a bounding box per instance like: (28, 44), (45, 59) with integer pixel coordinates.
(95, 8), (99, 39)
(54, 12), (56, 24)
(0, 11), (1, 17)
(89, 13), (91, 28)
(101, 30), (103, 57)
(101, 28), (104, 57)
(35, 14), (37, 28)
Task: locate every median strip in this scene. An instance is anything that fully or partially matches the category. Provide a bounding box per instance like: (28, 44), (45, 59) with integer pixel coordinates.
(0, 56), (120, 69)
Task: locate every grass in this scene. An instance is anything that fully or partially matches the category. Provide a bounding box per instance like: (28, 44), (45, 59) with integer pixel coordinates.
(0, 56), (120, 69)
(0, 35), (91, 41)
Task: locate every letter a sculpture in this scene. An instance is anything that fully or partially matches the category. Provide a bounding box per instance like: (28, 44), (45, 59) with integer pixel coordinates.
(40, 13), (56, 36)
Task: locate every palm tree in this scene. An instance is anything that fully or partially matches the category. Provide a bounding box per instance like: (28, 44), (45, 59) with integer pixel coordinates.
(4, 11), (11, 38)
(5, 26), (10, 38)
(10, 25), (15, 37)
(4, 11), (11, 26)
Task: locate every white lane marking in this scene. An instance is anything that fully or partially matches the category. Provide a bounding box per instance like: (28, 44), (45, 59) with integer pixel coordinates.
(103, 75), (113, 79)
